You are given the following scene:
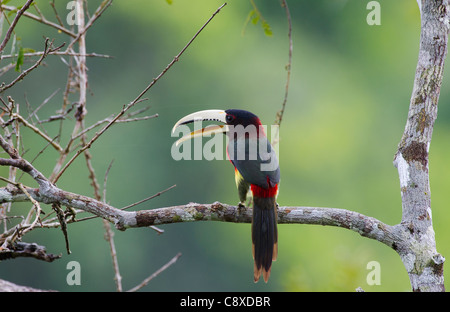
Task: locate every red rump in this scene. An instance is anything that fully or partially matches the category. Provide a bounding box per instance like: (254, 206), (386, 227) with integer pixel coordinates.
(251, 182), (278, 198)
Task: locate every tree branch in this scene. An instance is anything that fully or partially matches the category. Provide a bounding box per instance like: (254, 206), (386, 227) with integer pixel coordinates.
(1, 4), (76, 38)
(0, 278), (56, 292)
(0, 0), (34, 53)
(127, 252), (182, 292)
(0, 242), (61, 262)
(274, 0), (292, 128)
(392, 0), (449, 292)
(0, 182), (400, 249)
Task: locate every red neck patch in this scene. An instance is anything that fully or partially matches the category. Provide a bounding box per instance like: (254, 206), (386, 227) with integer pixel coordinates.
(251, 183), (278, 198)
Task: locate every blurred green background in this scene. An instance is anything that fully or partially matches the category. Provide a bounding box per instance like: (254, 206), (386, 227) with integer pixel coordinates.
(1, 0), (450, 292)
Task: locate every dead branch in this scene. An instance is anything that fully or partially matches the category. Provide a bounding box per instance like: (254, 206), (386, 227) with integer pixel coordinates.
(0, 278), (56, 292)
(0, 0), (35, 53)
(1, 4), (76, 38)
(274, 0), (292, 128)
(0, 241), (61, 262)
(127, 252), (182, 292)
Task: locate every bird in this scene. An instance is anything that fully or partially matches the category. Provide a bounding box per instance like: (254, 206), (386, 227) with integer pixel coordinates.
(172, 109), (280, 283)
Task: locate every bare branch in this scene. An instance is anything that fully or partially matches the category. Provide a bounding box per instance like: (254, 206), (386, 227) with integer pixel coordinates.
(274, 0), (292, 128)
(1, 51), (112, 60)
(127, 252), (182, 292)
(26, 88), (60, 122)
(0, 278), (56, 292)
(1, 4), (76, 38)
(51, 203), (70, 254)
(120, 184), (176, 211)
(49, 0), (64, 27)
(74, 0), (88, 121)
(17, 182), (43, 236)
(0, 241), (61, 262)
(7, 113), (63, 152)
(101, 159), (123, 292)
(0, 0), (34, 53)
(71, 107), (156, 141)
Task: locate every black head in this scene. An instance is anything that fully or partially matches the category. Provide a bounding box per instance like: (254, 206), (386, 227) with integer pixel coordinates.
(224, 109), (262, 127)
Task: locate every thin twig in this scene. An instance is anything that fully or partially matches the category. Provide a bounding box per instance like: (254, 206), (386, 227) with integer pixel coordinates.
(127, 253), (182, 292)
(71, 105), (154, 141)
(51, 203), (70, 254)
(49, 0), (64, 27)
(274, 0), (292, 128)
(0, 175), (17, 185)
(1, 51), (112, 60)
(26, 89), (60, 122)
(124, 106), (152, 119)
(17, 134), (59, 182)
(1, 4), (76, 38)
(8, 113), (63, 152)
(120, 184), (177, 211)
(103, 220), (122, 291)
(0, 0), (34, 53)
(103, 159), (114, 202)
(101, 159), (122, 292)
(16, 183), (43, 238)
(75, 0), (87, 121)
(102, 159), (122, 292)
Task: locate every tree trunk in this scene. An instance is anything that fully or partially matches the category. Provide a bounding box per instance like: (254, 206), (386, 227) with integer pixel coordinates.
(392, 0), (449, 292)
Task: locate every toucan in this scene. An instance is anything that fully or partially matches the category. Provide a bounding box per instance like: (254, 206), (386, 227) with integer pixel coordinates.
(172, 109), (280, 283)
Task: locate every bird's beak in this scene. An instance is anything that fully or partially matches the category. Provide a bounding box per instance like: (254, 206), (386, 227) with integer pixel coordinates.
(172, 109), (228, 146)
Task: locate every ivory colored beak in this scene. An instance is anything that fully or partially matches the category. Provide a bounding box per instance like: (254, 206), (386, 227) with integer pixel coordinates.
(172, 109), (228, 146)
(174, 124), (228, 146)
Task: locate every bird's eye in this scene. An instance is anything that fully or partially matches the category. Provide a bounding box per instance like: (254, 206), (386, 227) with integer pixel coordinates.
(226, 114), (235, 123)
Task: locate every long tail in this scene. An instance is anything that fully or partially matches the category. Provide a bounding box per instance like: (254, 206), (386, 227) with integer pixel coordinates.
(251, 194), (278, 283)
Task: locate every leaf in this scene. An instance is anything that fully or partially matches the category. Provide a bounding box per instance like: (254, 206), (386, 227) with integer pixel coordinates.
(243, 2), (273, 37)
(262, 21), (273, 37)
(15, 46), (24, 72)
(22, 48), (36, 53)
(7, 9), (18, 17)
(242, 10), (256, 36)
(251, 14), (259, 25)
(166, 0), (173, 4)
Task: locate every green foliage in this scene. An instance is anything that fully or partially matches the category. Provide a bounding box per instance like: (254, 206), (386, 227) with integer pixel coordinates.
(242, 0), (272, 36)
(15, 46), (24, 72)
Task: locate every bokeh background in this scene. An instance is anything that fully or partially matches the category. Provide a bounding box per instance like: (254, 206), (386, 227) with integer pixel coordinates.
(1, 0), (450, 292)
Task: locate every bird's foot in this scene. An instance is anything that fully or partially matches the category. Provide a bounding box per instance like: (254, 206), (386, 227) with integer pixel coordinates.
(237, 202), (246, 216)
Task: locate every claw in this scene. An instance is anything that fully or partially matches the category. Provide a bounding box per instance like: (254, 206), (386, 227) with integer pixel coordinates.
(237, 202), (246, 217)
